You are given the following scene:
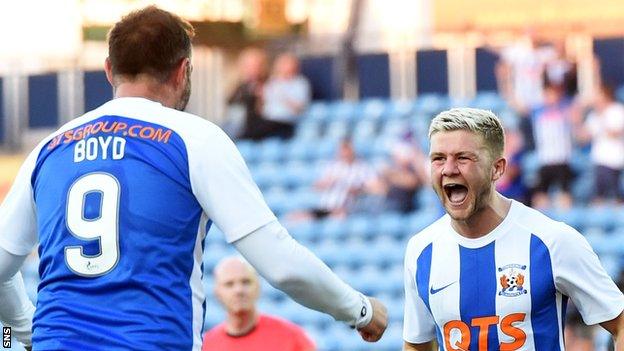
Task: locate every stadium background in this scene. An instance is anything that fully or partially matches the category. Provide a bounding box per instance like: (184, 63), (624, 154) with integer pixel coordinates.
(1, 0), (624, 350)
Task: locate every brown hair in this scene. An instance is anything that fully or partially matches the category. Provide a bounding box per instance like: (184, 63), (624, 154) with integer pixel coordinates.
(107, 6), (195, 82)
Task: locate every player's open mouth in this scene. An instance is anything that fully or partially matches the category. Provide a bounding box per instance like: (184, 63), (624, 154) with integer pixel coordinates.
(443, 183), (468, 205)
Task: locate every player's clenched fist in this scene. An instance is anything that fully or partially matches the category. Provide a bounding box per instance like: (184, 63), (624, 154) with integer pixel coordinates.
(357, 297), (388, 342)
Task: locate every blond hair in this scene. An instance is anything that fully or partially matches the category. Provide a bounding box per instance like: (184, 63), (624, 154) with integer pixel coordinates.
(428, 108), (505, 159)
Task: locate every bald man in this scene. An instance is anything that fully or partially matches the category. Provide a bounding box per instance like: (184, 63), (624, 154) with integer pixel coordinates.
(202, 257), (315, 351)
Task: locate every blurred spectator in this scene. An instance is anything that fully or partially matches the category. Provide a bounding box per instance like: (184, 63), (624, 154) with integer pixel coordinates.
(261, 53), (311, 139)
(497, 32), (554, 114)
(544, 40), (578, 99)
(202, 256), (316, 351)
(530, 84), (575, 209)
(574, 83), (624, 204)
(227, 47), (269, 140)
(366, 142), (427, 213)
(312, 139), (376, 218)
(497, 32), (554, 150)
(496, 127), (529, 204)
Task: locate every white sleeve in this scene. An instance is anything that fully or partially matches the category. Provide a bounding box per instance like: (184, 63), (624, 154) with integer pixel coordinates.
(188, 127), (276, 243)
(403, 239), (437, 343)
(0, 247), (35, 347)
(0, 150), (39, 255)
(552, 226), (624, 325)
(233, 220), (372, 328)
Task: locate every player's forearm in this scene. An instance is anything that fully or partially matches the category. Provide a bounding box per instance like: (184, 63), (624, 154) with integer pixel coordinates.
(233, 221), (371, 327)
(0, 272), (35, 347)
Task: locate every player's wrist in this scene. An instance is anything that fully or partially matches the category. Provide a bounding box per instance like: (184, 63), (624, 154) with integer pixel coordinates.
(351, 293), (373, 329)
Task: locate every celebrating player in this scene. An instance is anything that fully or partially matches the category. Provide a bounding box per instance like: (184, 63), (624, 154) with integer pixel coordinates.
(403, 108), (624, 350)
(0, 6), (386, 350)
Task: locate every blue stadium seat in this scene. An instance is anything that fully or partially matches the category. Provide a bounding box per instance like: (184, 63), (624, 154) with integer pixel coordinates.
(581, 206), (616, 231)
(376, 212), (406, 237)
(470, 91), (507, 111)
(286, 139), (316, 161)
(329, 100), (358, 121)
(250, 162), (282, 189)
(324, 120), (350, 140)
(258, 138), (286, 163)
(359, 98), (388, 120)
(311, 139), (338, 160)
(414, 93), (449, 115)
(295, 119), (324, 142)
(236, 140), (257, 164)
(344, 215), (376, 239)
(351, 120), (378, 146)
(387, 99), (415, 119)
(305, 102), (331, 122)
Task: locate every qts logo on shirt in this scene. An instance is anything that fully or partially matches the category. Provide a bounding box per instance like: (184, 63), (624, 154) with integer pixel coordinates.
(443, 313), (526, 351)
(498, 263), (528, 297)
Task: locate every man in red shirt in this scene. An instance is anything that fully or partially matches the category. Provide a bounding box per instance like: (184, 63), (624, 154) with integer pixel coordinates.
(202, 256), (315, 351)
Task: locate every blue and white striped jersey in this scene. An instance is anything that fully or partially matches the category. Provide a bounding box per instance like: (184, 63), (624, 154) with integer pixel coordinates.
(404, 200), (624, 350)
(0, 97), (276, 350)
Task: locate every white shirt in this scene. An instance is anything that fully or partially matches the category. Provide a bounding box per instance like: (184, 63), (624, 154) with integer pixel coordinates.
(585, 103), (624, 169)
(404, 200), (624, 349)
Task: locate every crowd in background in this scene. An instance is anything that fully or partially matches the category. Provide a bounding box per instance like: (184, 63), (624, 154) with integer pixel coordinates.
(219, 42), (624, 350)
(495, 32), (624, 209)
(224, 39), (624, 221)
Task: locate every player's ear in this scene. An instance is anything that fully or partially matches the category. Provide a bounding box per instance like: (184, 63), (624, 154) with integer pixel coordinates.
(104, 58), (114, 86)
(492, 156), (506, 181)
(172, 57), (190, 87)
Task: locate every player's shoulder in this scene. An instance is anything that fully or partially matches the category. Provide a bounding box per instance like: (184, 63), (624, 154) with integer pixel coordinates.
(405, 214), (448, 259)
(511, 201), (582, 248)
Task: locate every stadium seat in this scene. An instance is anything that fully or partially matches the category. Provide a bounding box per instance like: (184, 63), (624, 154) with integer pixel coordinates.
(294, 120), (324, 142)
(258, 138), (286, 163)
(359, 98), (388, 120)
(305, 101), (331, 122)
(329, 100), (358, 121)
(471, 91), (507, 111)
(235, 140), (257, 164)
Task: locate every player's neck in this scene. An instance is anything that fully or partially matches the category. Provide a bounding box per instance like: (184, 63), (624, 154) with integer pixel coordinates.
(451, 192), (511, 239)
(225, 309), (259, 336)
(113, 78), (177, 109)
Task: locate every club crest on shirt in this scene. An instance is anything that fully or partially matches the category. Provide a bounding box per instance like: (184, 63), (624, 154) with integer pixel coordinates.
(498, 263), (528, 297)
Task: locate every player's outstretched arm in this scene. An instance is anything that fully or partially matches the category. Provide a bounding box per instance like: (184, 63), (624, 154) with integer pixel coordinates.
(233, 220), (388, 341)
(0, 248), (35, 349)
(601, 312), (624, 350)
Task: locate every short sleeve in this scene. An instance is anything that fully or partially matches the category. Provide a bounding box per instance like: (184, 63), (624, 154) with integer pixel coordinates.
(552, 227), (624, 325)
(0, 150), (39, 255)
(188, 127), (276, 243)
(403, 240), (437, 344)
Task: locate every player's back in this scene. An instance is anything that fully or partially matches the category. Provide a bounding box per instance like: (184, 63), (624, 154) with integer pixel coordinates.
(30, 98), (217, 350)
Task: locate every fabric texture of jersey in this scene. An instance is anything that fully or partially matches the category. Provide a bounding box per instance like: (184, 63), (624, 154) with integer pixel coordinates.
(403, 200), (624, 350)
(201, 314), (315, 351)
(0, 98), (276, 350)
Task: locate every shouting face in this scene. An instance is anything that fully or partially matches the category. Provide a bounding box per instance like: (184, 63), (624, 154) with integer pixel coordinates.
(429, 130), (499, 222)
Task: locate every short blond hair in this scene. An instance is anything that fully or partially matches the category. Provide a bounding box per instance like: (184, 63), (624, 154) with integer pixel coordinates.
(428, 108), (505, 159)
